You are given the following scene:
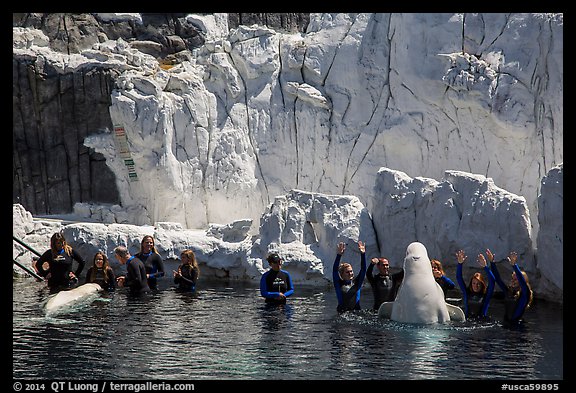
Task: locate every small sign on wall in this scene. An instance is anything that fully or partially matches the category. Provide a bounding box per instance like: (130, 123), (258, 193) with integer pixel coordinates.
(113, 125), (138, 182)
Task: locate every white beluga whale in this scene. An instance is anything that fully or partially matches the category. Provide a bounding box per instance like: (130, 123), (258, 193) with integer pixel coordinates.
(378, 242), (465, 324)
(44, 283), (103, 315)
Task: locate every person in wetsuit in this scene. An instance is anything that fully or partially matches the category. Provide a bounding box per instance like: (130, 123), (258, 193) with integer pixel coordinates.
(260, 253), (294, 304)
(490, 250), (533, 329)
(135, 235), (165, 290)
(431, 258), (456, 297)
(332, 240), (367, 313)
(173, 249), (200, 292)
(366, 257), (404, 311)
(84, 251), (116, 291)
(34, 232), (85, 292)
(114, 245), (150, 295)
(455, 249), (495, 320)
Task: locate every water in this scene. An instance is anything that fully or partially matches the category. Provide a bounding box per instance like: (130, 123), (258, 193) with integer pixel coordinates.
(12, 278), (563, 381)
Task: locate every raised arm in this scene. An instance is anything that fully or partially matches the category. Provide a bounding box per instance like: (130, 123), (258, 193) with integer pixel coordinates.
(455, 250), (468, 311)
(356, 241), (367, 286)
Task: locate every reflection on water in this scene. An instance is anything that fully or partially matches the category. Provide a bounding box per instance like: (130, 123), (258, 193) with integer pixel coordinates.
(12, 278), (562, 380)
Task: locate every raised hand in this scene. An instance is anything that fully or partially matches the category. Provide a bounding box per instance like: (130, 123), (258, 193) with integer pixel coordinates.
(456, 250), (466, 264)
(477, 253), (487, 267)
(485, 249), (495, 263)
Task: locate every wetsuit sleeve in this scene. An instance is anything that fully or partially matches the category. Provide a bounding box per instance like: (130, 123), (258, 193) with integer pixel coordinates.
(366, 263), (375, 285)
(481, 265), (496, 317)
(352, 252), (367, 308)
(357, 252), (367, 287)
(149, 254), (165, 278)
(35, 250), (52, 278)
(107, 268), (116, 290)
(332, 254), (343, 305)
(260, 271), (275, 299)
(174, 264), (182, 284)
(84, 267), (93, 284)
(440, 275), (455, 289)
(284, 271), (294, 298)
(456, 263), (468, 316)
(124, 261), (137, 288)
(125, 260), (147, 288)
(512, 264), (530, 320)
(71, 249), (85, 277)
(490, 261), (508, 293)
(391, 269), (404, 298)
(182, 269), (198, 285)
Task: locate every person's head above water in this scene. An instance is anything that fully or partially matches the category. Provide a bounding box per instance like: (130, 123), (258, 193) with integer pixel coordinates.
(266, 253), (283, 271)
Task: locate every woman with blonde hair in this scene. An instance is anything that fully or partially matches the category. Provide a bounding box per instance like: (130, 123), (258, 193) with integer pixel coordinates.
(332, 240), (367, 313)
(135, 235), (165, 290)
(34, 232), (85, 291)
(173, 249), (200, 292)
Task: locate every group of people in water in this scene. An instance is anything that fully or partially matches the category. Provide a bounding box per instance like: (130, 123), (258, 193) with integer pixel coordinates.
(260, 240), (534, 329)
(32, 232), (200, 295)
(31, 232), (533, 329)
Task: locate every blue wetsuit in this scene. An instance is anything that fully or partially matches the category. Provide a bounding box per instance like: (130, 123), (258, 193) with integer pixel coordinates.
(456, 264), (495, 319)
(491, 261), (531, 327)
(135, 251), (165, 289)
(260, 269), (294, 304)
(435, 275), (456, 297)
(332, 252), (367, 313)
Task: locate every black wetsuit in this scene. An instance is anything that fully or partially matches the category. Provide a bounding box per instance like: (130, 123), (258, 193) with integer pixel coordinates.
(124, 256), (150, 294)
(456, 263), (495, 319)
(135, 251), (165, 289)
(435, 275), (456, 297)
(366, 264), (404, 310)
(260, 269), (294, 304)
(332, 252), (367, 313)
(84, 266), (116, 291)
(35, 248), (85, 290)
(491, 262), (531, 328)
(174, 264), (199, 292)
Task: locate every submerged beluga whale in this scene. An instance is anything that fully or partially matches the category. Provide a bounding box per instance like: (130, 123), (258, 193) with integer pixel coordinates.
(44, 283), (103, 315)
(378, 242), (465, 324)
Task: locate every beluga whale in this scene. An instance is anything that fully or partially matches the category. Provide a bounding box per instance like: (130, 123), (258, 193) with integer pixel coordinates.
(44, 283), (103, 316)
(378, 242), (465, 324)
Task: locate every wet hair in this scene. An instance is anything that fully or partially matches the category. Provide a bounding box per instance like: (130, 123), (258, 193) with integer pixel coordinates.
(266, 253), (282, 265)
(114, 245), (129, 259)
(139, 235), (159, 254)
(89, 251), (111, 284)
(468, 272), (487, 294)
(338, 262), (353, 277)
(431, 259), (445, 274)
(511, 270), (534, 308)
(50, 232), (72, 257)
(181, 249), (200, 278)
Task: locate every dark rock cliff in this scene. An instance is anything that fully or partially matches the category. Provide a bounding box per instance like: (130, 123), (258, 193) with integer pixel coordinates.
(12, 13), (309, 215)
